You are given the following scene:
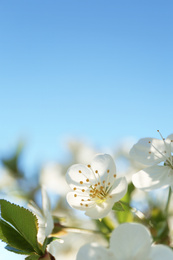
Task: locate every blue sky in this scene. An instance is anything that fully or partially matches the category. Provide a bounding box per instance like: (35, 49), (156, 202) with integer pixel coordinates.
(0, 1), (173, 258)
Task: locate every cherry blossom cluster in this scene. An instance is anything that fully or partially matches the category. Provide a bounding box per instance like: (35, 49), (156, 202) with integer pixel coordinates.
(63, 131), (173, 260)
(1, 131), (173, 259)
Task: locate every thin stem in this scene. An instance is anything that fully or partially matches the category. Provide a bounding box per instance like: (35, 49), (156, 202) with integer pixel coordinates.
(63, 226), (103, 234)
(54, 223), (108, 235)
(165, 187), (172, 215)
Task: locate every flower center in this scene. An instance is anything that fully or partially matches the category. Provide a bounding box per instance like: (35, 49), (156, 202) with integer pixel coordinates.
(164, 156), (173, 169)
(89, 185), (110, 203)
(74, 166), (117, 208)
(148, 130), (173, 168)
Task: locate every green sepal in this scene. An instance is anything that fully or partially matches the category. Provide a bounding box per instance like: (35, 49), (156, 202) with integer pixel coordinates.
(42, 236), (61, 252)
(112, 201), (125, 211)
(0, 199), (43, 255)
(114, 183), (135, 224)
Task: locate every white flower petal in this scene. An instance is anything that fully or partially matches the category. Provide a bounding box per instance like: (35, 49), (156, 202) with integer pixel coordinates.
(130, 138), (166, 166)
(109, 223), (151, 260)
(28, 200), (43, 220)
(149, 245), (173, 260)
(66, 164), (93, 191)
(41, 187), (54, 238)
(76, 243), (114, 260)
(91, 154), (116, 184)
(42, 187), (51, 214)
(45, 214), (54, 238)
(166, 134), (173, 153)
(47, 240), (64, 259)
(66, 192), (92, 211)
(84, 201), (115, 219)
(109, 177), (128, 200)
(28, 187), (54, 244)
(132, 165), (173, 191)
(28, 201), (47, 244)
(40, 163), (69, 195)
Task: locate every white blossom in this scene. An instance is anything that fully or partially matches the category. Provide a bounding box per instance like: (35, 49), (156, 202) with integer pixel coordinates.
(76, 223), (173, 260)
(66, 154), (127, 219)
(28, 187), (54, 245)
(130, 131), (173, 191)
(0, 168), (17, 191)
(40, 163), (69, 196)
(67, 139), (97, 165)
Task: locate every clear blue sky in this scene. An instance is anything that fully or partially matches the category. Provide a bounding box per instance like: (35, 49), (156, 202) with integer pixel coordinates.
(1, 0), (173, 166)
(0, 1), (173, 257)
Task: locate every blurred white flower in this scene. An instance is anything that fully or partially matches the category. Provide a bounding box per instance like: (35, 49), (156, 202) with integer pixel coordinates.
(0, 168), (16, 191)
(112, 137), (146, 184)
(47, 233), (87, 260)
(28, 187), (54, 245)
(47, 222), (107, 260)
(130, 188), (149, 213)
(131, 187), (171, 214)
(40, 163), (69, 196)
(66, 154), (127, 219)
(76, 223), (173, 260)
(130, 132), (173, 191)
(67, 139), (97, 164)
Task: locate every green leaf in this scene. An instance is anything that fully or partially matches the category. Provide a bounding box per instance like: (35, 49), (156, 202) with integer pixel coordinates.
(5, 245), (33, 255)
(116, 209), (133, 223)
(0, 219), (34, 253)
(112, 202), (125, 211)
(0, 199), (42, 255)
(95, 216), (114, 241)
(25, 254), (40, 260)
(114, 184), (135, 224)
(115, 201), (133, 224)
(1, 142), (24, 178)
